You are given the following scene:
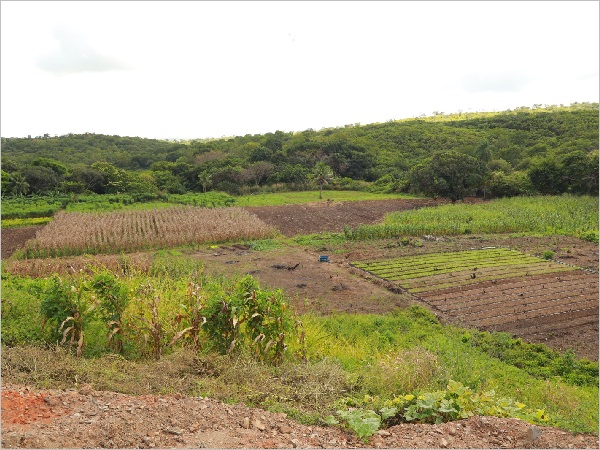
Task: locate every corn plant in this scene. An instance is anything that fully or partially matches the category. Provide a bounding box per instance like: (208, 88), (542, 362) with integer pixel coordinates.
(91, 271), (130, 354)
(131, 281), (165, 360)
(242, 280), (295, 364)
(40, 275), (97, 357)
(199, 275), (296, 363)
(170, 280), (208, 349)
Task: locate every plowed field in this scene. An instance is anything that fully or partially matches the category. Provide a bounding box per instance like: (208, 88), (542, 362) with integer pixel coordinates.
(352, 249), (599, 359)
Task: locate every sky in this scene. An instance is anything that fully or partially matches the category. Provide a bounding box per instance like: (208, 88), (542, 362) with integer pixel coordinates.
(1, 1), (598, 141)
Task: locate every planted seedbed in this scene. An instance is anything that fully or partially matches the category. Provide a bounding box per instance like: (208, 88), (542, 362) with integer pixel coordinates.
(420, 270), (599, 337)
(351, 248), (598, 355)
(351, 248), (574, 292)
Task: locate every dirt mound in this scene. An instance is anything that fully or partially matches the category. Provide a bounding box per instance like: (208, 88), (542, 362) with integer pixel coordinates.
(2, 384), (597, 449)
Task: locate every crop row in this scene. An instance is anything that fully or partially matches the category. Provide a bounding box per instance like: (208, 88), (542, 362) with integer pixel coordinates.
(356, 254), (543, 280)
(21, 206), (277, 258)
(353, 248), (540, 279)
(352, 249), (575, 293)
(353, 248), (519, 268)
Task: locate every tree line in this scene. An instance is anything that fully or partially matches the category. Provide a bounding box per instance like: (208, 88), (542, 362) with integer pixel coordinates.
(1, 103), (598, 202)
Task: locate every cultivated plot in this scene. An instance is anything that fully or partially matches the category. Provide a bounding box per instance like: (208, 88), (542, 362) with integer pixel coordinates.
(352, 248), (599, 353)
(351, 248), (574, 293)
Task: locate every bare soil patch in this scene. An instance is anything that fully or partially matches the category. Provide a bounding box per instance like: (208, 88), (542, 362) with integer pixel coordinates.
(2, 384), (598, 449)
(1, 226), (42, 260)
(244, 198), (449, 236)
(419, 271), (599, 360)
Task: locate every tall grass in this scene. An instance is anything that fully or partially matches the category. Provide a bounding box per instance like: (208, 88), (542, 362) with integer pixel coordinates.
(345, 195), (599, 241)
(21, 206), (277, 258)
(298, 311), (598, 433)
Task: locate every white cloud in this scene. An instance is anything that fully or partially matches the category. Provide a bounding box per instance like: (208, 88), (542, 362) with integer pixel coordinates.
(36, 26), (129, 75)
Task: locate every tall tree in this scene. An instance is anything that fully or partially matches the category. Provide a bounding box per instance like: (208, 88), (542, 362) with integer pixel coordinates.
(4, 171), (30, 196)
(197, 171), (212, 193)
(409, 151), (487, 203)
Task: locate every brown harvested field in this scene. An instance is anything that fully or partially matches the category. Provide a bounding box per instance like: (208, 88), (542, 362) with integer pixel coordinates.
(1, 226), (43, 260)
(18, 207), (277, 258)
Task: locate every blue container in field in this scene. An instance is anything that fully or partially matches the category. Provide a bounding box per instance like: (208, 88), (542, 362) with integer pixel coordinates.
(319, 255), (330, 262)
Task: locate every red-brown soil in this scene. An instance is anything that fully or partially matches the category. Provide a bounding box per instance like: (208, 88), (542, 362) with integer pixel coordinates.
(2, 384), (598, 449)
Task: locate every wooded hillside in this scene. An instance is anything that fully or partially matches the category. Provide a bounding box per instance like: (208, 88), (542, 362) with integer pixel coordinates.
(2, 103), (598, 199)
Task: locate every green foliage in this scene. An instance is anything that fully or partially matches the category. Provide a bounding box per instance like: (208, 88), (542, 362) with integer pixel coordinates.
(336, 409), (383, 440)
(202, 275), (296, 363)
(2, 104), (598, 199)
(0, 192), (236, 224)
(244, 239), (280, 251)
(462, 332), (599, 387)
(332, 380), (550, 438)
(91, 271), (131, 354)
(40, 275), (97, 357)
(389, 380), (548, 425)
(1, 216), (52, 228)
(0, 273), (51, 345)
(1, 195), (66, 220)
(408, 151), (487, 203)
(542, 250), (555, 260)
(234, 190), (410, 207)
(310, 162), (334, 199)
(579, 230), (599, 243)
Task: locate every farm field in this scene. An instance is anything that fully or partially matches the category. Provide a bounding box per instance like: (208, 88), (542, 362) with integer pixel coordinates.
(1, 196), (598, 448)
(351, 248), (598, 359)
(3, 199), (598, 360)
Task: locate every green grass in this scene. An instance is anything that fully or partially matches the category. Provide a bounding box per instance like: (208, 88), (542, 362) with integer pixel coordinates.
(345, 195), (599, 242)
(1, 195), (66, 220)
(233, 190), (418, 207)
(2, 190), (413, 227)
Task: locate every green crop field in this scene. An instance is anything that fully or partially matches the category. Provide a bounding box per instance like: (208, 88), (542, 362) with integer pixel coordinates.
(352, 248), (575, 293)
(345, 195), (599, 242)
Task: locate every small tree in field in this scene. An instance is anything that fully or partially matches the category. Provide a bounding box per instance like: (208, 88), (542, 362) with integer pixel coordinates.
(311, 162), (334, 199)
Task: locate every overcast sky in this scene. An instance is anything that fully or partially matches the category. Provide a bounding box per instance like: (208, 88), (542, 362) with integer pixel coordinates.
(1, 1), (598, 141)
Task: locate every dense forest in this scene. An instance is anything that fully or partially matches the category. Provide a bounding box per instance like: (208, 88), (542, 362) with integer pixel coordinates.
(1, 103), (598, 201)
